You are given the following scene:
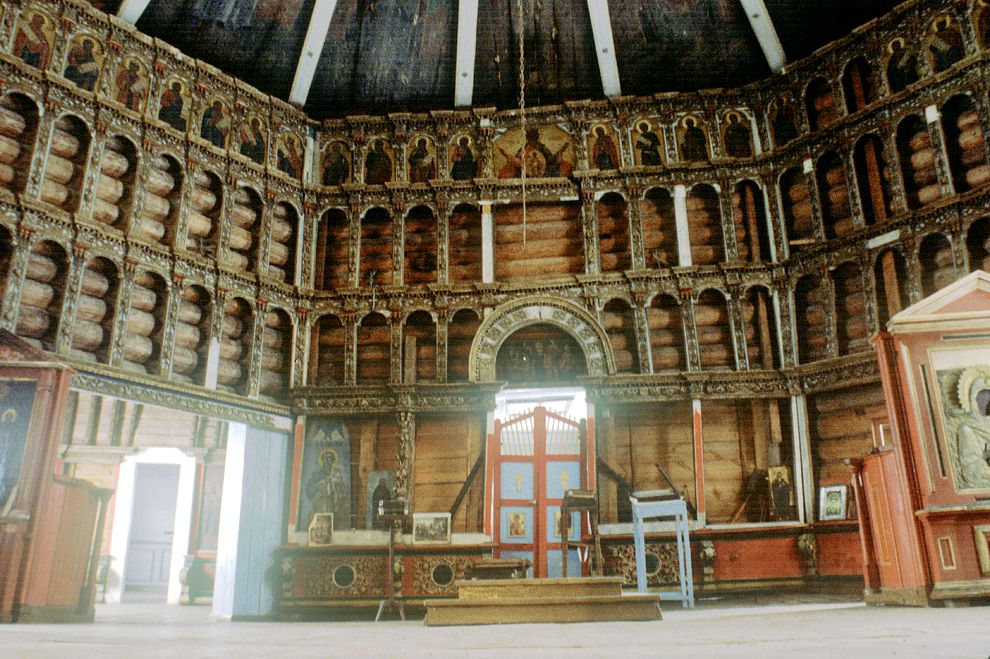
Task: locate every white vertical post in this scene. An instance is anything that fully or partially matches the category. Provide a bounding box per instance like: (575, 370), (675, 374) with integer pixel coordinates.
(116, 0), (154, 24)
(288, 0), (339, 106)
(673, 185), (692, 267)
(481, 202), (495, 283)
(586, 0), (622, 97)
(454, 0), (480, 107)
(739, 0), (787, 72)
(212, 422), (247, 619)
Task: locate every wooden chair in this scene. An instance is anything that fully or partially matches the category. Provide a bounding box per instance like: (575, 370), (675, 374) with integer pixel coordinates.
(560, 489), (603, 577)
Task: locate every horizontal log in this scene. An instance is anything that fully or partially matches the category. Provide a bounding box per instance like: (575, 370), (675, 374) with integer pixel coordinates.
(811, 385), (885, 413)
(965, 165), (990, 188)
(916, 183), (941, 205)
(699, 345), (734, 366)
(216, 359), (243, 385)
(496, 220), (580, 243)
(187, 211), (213, 239)
(822, 166), (846, 187)
(270, 216), (294, 243)
(145, 167), (177, 197)
(40, 179), (69, 207)
(650, 327), (682, 346)
(831, 217), (855, 236)
(76, 294), (108, 323)
(839, 291), (866, 315)
(91, 198), (120, 226)
(50, 128), (83, 159)
(600, 252), (632, 272)
(95, 174), (124, 204)
(71, 319), (105, 352)
(910, 147), (935, 170)
(227, 224), (253, 252)
(221, 249), (250, 270)
(908, 130), (931, 151)
(260, 348), (285, 371)
(26, 253), (58, 283)
(690, 245), (724, 264)
(685, 224), (723, 245)
(133, 216), (166, 242)
(220, 338), (245, 361)
(20, 278), (54, 308)
(99, 149), (131, 178)
(959, 147), (986, 167)
(0, 134), (21, 165)
(0, 162), (14, 187)
(130, 282), (160, 312)
(0, 106), (28, 137)
(259, 371), (286, 395)
(931, 270), (957, 290)
(15, 304), (51, 338)
(651, 347), (683, 370)
(685, 195), (718, 212)
(813, 92), (836, 112)
(957, 126), (984, 151)
(171, 346), (199, 375)
(956, 110), (980, 131)
(802, 304), (826, 326)
(174, 322), (201, 349)
(190, 186), (218, 213)
(123, 334), (154, 364)
(696, 325), (731, 346)
(786, 182), (810, 203)
(839, 315), (868, 340)
(263, 328), (286, 350)
(127, 308), (157, 336)
(142, 192), (171, 221)
(496, 255), (583, 279)
(233, 188), (258, 205)
(230, 204), (258, 229)
(269, 241), (290, 267)
(693, 304), (727, 326)
(645, 307), (681, 328)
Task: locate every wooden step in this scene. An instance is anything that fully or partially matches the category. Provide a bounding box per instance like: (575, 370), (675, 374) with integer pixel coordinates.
(456, 576), (624, 601)
(423, 577), (661, 626)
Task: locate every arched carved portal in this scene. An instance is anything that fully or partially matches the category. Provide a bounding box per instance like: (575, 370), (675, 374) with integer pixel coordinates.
(469, 298), (613, 382)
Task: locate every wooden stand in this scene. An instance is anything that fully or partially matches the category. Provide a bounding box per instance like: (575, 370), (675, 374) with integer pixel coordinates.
(374, 505), (406, 622)
(630, 492), (694, 609)
(560, 489), (603, 577)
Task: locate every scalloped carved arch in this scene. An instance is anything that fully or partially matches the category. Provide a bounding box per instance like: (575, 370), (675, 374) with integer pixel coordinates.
(468, 297), (614, 382)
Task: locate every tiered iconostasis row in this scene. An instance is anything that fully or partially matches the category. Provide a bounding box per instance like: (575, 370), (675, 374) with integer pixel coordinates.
(1, 0), (990, 599)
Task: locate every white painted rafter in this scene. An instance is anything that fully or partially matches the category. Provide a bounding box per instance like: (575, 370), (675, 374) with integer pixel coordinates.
(454, 0), (480, 107)
(739, 0), (787, 72)
(116, 0), (154, 24)
(289, 0), (339, 107)
(586, 0), (621, 97)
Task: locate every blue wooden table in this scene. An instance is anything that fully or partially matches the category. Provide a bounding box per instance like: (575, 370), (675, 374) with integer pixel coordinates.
(630, 496), (694, 608)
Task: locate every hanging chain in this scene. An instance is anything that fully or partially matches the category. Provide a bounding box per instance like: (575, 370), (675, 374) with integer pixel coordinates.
(517, 0), (527, 246)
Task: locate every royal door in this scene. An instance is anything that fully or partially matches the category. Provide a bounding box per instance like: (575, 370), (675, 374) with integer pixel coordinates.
(490, 406), (592, 578)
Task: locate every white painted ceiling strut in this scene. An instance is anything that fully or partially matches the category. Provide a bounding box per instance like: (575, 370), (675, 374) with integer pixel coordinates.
(116, 0), (154, 24)
(454, 0), (480, 107)
(289, 0), (339, 107)
(586, 0), (621, 97)
(739, 0), (787, 72)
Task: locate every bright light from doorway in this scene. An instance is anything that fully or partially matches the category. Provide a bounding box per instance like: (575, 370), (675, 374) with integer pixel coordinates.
(494, 386), (587, 422)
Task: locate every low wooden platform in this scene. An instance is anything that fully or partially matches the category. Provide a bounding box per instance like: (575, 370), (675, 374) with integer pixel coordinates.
(423, 577), (662, 626)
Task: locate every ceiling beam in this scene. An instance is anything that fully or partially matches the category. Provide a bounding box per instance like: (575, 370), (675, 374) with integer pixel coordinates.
(116, 0), (153, 24)
(586, 0), (621, 97)
(454, 0), (480, 107)
(288, 0), (339, 107)
(739, 0), (786, 72)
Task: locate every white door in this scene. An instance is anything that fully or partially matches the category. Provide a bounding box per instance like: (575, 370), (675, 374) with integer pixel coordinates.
(124, 464), (180, 597)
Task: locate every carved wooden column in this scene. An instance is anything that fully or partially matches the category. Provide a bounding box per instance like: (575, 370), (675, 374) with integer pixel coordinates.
(293, 307), (309, 387)
(717, 178), (739, 261)
(627, 185), (646, 270)
(172, 159), (201, 253)
(158, 272), (186, 379)
(108, 258), (139, 368)
(581, 189), (601, 276)
(54, 243), (87, 356)
(206, 287), (228, 390)
(803, 159), (827, 244)
(395, 409), (415, 503)
(216, 172), (237, 267)
(882, 122), (910, 215)
(840, 139), (866, 230)
(0, 228), (34, 332)
(900, 236), (924, 306)
(349, 201), (361, 288)
(392, 200), (405, 287)
(343, 310), (357, 385)
(725, 284), (747, 371)
(435, 305), (449, 384)
(78, 119), (110, 226)
(631, 290), (652, 375)
(23, 100), (57, 201)
(774, 269), (797, 368)
(256, 191), (277, 278)
(390, 306), (402, 384)
(820, 266), (840, 360)
(436, 197), (449, 286)
(352, 134), (366, 183)
(301, 203), (318, 288)
(924, 103), (956, 197)
(760, 167), (788, 261)
(680, 287), (701, 371)
(247, 298), (266, 398)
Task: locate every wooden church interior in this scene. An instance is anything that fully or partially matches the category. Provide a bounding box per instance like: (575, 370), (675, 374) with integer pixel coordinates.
(1, 0), (990, 622)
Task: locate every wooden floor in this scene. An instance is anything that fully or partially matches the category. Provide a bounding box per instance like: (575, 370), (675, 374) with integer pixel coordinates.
(0, 591), (988, 657)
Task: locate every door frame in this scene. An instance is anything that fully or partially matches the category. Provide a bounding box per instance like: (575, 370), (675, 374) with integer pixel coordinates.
(106, 447), (196, 604)
(489, 405), (593, 577)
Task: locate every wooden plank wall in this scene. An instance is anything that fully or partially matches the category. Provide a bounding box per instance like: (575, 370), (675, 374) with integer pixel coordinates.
(411, 414), (484, 533)
(494, 202), (584, 281)
(807, 383), (885, 487)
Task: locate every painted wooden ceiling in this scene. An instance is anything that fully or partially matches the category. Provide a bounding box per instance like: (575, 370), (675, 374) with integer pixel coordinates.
(89, 0), (905, 118)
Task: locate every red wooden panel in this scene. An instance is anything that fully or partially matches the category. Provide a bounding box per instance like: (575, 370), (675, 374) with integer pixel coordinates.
(712, 536), (804, 580)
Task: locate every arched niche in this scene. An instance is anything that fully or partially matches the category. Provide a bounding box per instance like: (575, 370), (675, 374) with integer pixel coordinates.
(404, 205), (437, 286)
(268, 202), (299, 284)
(124, 270), (169, 375)
(641, 187), (677, 268)
(695, 289), (734, 370)
(309, 313), (345, 385)
(72, 256), (118, 364)
(172, 284), (212, 386)
(742, 285), (779, 370)
(316, 208), (350, 290)
(602, 298), (639, 374)
(647, 293), (685, 372)
(897, 115), (939, 210)
(919, 232), (956, 297)
(816, 151), (853, 239)
(93, 134), (138, 229)
(403, 310), (436, 383)
(842, 57), (876, 113)
(831, 262), (867, 355)
(360, 207), (392, 288)
(495, 323), (588, 385)
(940, 94), (989, 194)
(218, 296), (254, 394)
(805, 77), (838, 131)
(448, 203), (482, 284)
(41, 114), (91, 212)
(469, 297), (613, 382)
(448, 308), (481, 382)
(966, 217), (990, 273)
(597, 193), (631, 273)
(0, 93), (40, 195)
(187, 169), (223, 257)
(356, 311), (390, 384)
(16, 240), (68, 352)
(732, 180), (772, 263)
(686, 184), (724, 265)
(136, 154), (183, 245)
(873, 248), (910, 326)
(0, 225), (14, 308)
(227, 185), (262, 273)
(853, 134), (892, 226)
(795, 274), (828, 364)
(260, 308), (293, 399)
